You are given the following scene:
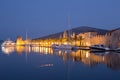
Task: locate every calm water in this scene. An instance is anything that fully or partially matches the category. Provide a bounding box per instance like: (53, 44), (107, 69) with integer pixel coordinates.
(0, 46), (120, 80)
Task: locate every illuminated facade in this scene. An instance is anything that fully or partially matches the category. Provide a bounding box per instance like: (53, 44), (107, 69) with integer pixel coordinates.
(15, 28), (120, 49)
(76, 28), (120, 49)
(77, 31), (98, 46)
(16, 36), (31, 46)
(16, 36), (25, 45)
(63, 30), (68, 39)
(106, 28), (120, 49)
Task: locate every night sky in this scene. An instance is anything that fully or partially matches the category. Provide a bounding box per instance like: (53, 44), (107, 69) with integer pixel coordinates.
(0, 0), (120, 40)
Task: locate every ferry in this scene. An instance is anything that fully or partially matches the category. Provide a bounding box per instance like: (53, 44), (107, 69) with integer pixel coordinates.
(1, 39), (16, 47)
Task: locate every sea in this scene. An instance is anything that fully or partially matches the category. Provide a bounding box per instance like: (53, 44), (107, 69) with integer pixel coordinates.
(0, 46), (120, 80)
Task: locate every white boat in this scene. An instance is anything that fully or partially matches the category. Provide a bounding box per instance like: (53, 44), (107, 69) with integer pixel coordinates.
(89, 44), (110, 52)
(115, 48), (120, 53)
(1, 39), (16, 47)
(52, 44), (73, 50)
(1, 46), (15, 54)
(52, 17), (79, 50)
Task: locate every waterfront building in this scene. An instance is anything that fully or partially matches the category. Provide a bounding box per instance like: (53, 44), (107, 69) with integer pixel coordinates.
(16, 36), (31, 46)
(16, 28), (120, 49)
(105, 28), (120, 49)
(77, 28), (120, 49)
(16, 36), (25, 45)
(77, 31), (98, 46)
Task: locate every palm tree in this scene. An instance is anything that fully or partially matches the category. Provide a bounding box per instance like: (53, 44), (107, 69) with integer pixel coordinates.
(79, 36), (84, 46)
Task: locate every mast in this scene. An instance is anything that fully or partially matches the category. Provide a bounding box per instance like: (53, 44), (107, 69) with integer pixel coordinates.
(26, 31), (28, 40)
(25, 31), (28, 63)
(68, 16), (72, 43)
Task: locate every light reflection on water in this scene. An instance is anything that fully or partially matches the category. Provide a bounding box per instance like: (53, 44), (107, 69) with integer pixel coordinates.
(1, 46), (120, 80)
(1, 46), (120, 70)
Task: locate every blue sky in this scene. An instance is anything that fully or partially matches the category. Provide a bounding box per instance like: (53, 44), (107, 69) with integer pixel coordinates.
(0, 0), (120, 40)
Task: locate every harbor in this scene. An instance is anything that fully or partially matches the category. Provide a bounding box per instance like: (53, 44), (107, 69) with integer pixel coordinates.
(2, 27), (118, 53)
(1, 0), (120, 79)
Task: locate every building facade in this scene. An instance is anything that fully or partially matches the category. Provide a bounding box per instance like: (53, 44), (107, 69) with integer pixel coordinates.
(16, 28), (120, 49)
(76, 28), (120, 49)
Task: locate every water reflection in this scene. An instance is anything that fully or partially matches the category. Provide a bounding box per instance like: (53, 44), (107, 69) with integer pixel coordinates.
(16, 46), (31, 54)
(31, 46), (53, 54)
(1, 46), (120, 70)
(39, 64), (53, 67)
(70, 51), (120, 70)
(1, 46), (15, 55)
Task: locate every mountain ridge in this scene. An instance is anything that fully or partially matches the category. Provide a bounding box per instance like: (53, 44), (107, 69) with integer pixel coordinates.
(34, 26), (108, 40)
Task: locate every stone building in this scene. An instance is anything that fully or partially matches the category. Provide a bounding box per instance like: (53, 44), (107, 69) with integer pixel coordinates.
(27, 27), (120, 49)
(16, 36), (31, 46)
(105, 28), (120, 49)
(16, 36), (25, 45)
(90, 35), (106, 46)
(77, 31), (98, 46)
(63, 30), (68, 39)
(75, 28), (120, 49)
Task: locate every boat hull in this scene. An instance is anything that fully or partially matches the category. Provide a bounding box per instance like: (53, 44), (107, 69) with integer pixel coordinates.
(89, 46), (109, 52)
(52, 44), (73, 50)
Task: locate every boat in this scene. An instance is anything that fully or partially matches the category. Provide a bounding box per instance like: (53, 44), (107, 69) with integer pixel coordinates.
(1, 46), (15, 54)
(52, 17), (78, 50)
(89, 44), (110, 52)
(52, 44), (73, 50)
(115, 48), (120, 53)
(1, 39), (16, 47)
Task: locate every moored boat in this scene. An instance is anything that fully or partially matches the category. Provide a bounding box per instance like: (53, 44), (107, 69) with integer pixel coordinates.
(52, 44), (73, 50)
(89, 44), (110, 52)
(115, 48), (120, 53)
(1, 46), (15, 54)
(1, 39), (16, 47)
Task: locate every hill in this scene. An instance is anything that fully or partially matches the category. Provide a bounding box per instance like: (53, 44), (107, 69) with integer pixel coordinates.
(35, 26), (108, 40)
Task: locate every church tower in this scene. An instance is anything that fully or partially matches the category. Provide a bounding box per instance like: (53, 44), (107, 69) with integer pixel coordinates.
(63, 30), (68, 39)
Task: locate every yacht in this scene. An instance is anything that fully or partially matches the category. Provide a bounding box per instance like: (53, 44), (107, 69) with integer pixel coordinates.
(89, 44), (110, 52)
(1, 39), (16, 47)
(115, 48), (120, 53)
(1, 46), (15, 54)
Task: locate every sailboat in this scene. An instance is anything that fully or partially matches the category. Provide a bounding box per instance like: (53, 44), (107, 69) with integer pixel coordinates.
(52, 17), (75, 50)
(25, 31), (31, 46)
(52, 42), (73, 50)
